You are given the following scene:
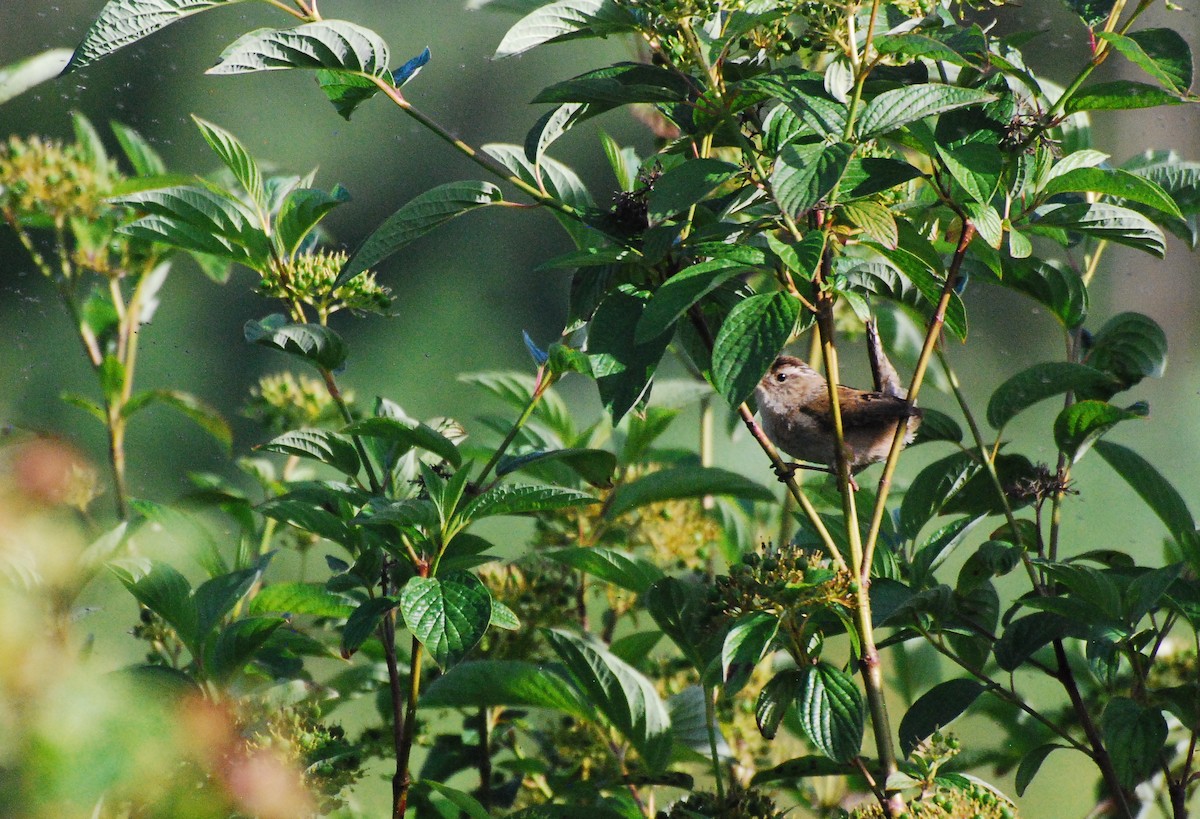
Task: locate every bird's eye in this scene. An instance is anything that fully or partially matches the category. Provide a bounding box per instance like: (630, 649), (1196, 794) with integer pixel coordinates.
(775, 372), (787, 383)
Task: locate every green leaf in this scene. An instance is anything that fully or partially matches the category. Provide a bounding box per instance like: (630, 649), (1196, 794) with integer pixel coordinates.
(994, 612), (1082, 671)
(259, 429), (361, 477)
(259, 497), (356, 545)
(646, 159), (741, 224)
(111, 185), (269, 267)
(1041, 168), (1181, 219)
(711, 292), (800, 407)
(636, 259), (753, 343)
(607, 467), (774, 518)
(900, 452), (979, 539)
(991, 258), (1088, 329)
(112, 562), (198, 651)
(856, 84), (996, 138)
(249, 582), (354, 618)
(483, 144), (594, 248)
(490, 600), (521, 631)
(986, 362), (1118, 430)
(756, 669), (804, 740)
(461, 485), (598, 522)
(525, 102), (588, 167)
(1102, 698), (1168, 787)
(0, 49), (72, 104)
(797, 663), (864, 763)
(1015, 743), (1067, 796)
(1095, 440), (1196, 547)
(66, 0), (249, 72)
(340, 596), (397, 657)
(110, 121), (166, 176)
(767, 231), (825, 280)
(122, 389), (231, 453)
(589, 286), (673, 423)
(1054, 400), (1147, 463)
(191, 116), (264, 212)
(422, 660), (589, 717)
(1083, 312), (1168, 397)
(1065, 80), (1184, 113)
(772, 142), (856, 216)
(209, 20), (390, 76)
(497, 448), (617, 488)
(544, 628), (672, 771)
(546, 547), (663, 594)
(872, 28), (988, 68)
(418, 782), (492, 819)
(1106, 29), (1191, 92)
(911, 408), (963, 446)
(841, 200), (898, 249)
(533, 62), (688, 107)
(645, 577), (716, 671)
(275, 186), (350, 257)
(493, 0), (634, 59)
(898, 679), (983, 757)
(936, 142), (1003, 205)
(400, 574), (492, 669)
(193, 566), (262, 640)
(342, 416), (462, 468)
(722, 612), (779, 695)
(207, 617), (283, 682)
(752, 755), (858, 784)
(1064, 0), (1115, 26)
(336, 181), (503, 287)
(244, 314), (348, 370)
(870, 244), (966, 340)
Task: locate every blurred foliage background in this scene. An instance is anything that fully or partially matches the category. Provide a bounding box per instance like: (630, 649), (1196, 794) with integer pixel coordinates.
(1, 1), (1199, 815)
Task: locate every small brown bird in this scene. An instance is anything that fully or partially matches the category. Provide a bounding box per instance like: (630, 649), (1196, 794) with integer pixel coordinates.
(755, 330), (921, 481)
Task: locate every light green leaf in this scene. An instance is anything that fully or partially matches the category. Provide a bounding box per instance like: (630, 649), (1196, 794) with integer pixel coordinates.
(1054, 400), (1147, 463)
(461, 484), (598, 521)
(422, 660), (589, 717)
(342, 416), (462, 468)
(987, 362), (1118, 430)
(209, 20), (390, 76)
(249, 582), (355, 618)
(494, 0), (635, 59)
(336, 181), (503, 286)
(545, 547), (663, 594)
(1064, 80), (1184, 113)
(711, 292), (801, 407)
(401, 574), (492, 669)
(1035, 202), (1165, 257)
(1041, 168), (1181, 218)
(258, 429), (361, 477)
(111, 185), (269, 267)
(191, 116), (264, 212)
(0, 49), (72, 105)
(418, 782), (492, 819)
(244, 314), (348, 370)
(857, 84), (996, 138)
(66, 0), (249, 72)
(110, 121), (167, 176)
(607, 467), (774, 518)
(1098, 29), (1192, 94)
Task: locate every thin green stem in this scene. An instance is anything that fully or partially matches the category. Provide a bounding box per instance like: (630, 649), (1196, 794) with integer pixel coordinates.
(477, 374), (551, 487)
(320, 367), (382, 493)
(1047, 0), (1154, 119)
(842, 0), (884, 139)
(704, 685), (725, 801)
(260, 0), (309, 20)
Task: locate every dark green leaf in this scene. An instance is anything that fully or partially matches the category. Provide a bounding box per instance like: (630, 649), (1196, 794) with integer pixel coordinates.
(1065, 80), (1184, 113)
(1095, 441), (1195, 547)
(545, 547), (663, 594)
(870, 244), (966, 340)
(797, 663), (864, 763)
(756, 669), (804, 740)
(900, 452), (979, 539)
(192, 115), (264, 211)
(342, 416), (462, 468)
(244, 314), (348, 370)
(911, 408), (963, 445)
(421, 660), (589, 717)
(636, 259), (753, 343)
(899, 679), (983, 757)
(400, 574), (492, 669)
(66, 0), (248, 72)
(1063, 0), (1115, 26)
(207, 617), (283, 682)
(936, 142), (1003, 205)
(497, 448), (617, 488)
(987, 362), (1118, 430)
(711, 292), (800, 407)
(193, 566), (261, 639)
(1102, 697), (1168, 787)
(275, 186), (350, 257)
(111, 185), (269, 266)
(722, 612), (779, 695)
(340, 596), (397, 657)
(646, 159), (741, 224)
(589, 286), (673, 423)
(607, 467), (774, 518)
(1054, 400), (1147, 463)
(994, 612), (1082, 671)
(1083, 312), (1167, 397)
(989, 258), (1087, 329)
(856, 84), (996, 138)
(772, 142), (856, 216)
(533, 62), (689, 107)
(752, 755), (858, 784)
(461, 484), (598, 521)
(259, 429), (361, 477)
(112, 561), (197, 650)
(336, 181), (504, 287)
(1015, 743), (1067, 796)
(418, 782), (491, 819)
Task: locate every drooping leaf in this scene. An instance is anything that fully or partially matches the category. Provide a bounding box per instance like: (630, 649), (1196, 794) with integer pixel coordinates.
(336, 182), (504, 286)
(209, 20), (391, 76)
(244, 314), (348, 370)
(460, 484), (599, 521)
(1100, 29), (1192, 94)
(111, 185), (270, 267)
(1041, 168), (1181, 218)
(756, 669), (804, 740)
(493, 0), (635, 59)
(898, 679), (984, 757)
(122, 389), (231, 453)
(249, 582), (355, 618)
(421, 660), (589, 717)
(1095, 440), (1195, 548)
(342, 416), (462, 468)
(1082, 312), (1167, 397)
(545, 547), (663, 594)
(340, 596), (398, 657)
(797, 663), (864, 763)
(497, 448), (617, 488)
(711, 292), (801, 407)
(1054, 400), (1147, 463)
(856, 84), (996, 138)
(1015, 743), (1068, 796)
(258, 429), (361, 477)
(66, 0), (249, 72)
(722, 612), (780, 695)
(636, 259), (754, 343)
(111, 561), (198, 651)
(987, 258), (1088, 329)
(1065, 80), (1184, 113)
(986, 362), (1118, 430)
(607, 467), (774, 518)
(533, 62), (689, 107)
(589, 286), (673, 423)
(1102, 697), (1168, 787)
(400, 574), (492, 669)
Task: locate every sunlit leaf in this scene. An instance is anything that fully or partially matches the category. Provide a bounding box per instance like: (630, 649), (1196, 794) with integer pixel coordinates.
(400, 573), (492, 669)
(66, 0), (249, 72)
(711, 292), (801, 407)
(209, 20), (391, 76)
(607, 467), (774, 518)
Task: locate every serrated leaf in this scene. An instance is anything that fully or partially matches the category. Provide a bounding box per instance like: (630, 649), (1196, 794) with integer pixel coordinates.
(122, 389), (231, 453)
(340, 596), (397, 657)
(259, 429), (361, 477)
(209, 20), (390, 76)
(192, 116), (264, 212)
(111, 185), (269, 266)
(342, 416), (462, 468)
(857, 84), (996, 138)
(249, 582), (354, 618)
(898, 679), (983, 757)
(207, 617), (283, 682)
(244, 314), (348, 370)
(421, 660), (589, 717)
(543, 628), (672, 772)
(336, 181), (503, 287)
(275, 186), (350, 257)
(0, 49), (72, 104)
(797, 663), (864, 763)
(545, 547), (663, 594)
(987, 362), (1118, 430)
(493, 0), (635, 59)
(497, 448), (617, 488)
(841, 200), (899, 249)
(461, 484), (598, 522)
(1095, 440), (1195, 547)
(1042, 168), (1181, 219)
(607, 467), (774, 518)
(636, 259), (753, 343)
(1102, 697), (1168, 787)
(1065, 80), (1184, 113)
(722, 612), (779, 695)
(646, 159), (741, 224)
(400, 574), (492, 669)
(1054, 400), (1146, 463)
(66, 0), (248, 72)
(712, 292), (801, 407)
(772, 142), (856, 217)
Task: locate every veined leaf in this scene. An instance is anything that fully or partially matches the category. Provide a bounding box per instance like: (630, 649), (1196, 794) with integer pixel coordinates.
(461, 484), (598, 521)
(1083, 312), (1167, 397)
(987, 362), (1118, 430)
(209, 20), (390, 76)
(646, 159), (742, 224)
(1098, 30), (1191, 94)
(772, 142), (856, 217)
(1034, 202), (1166, 257)
(258, 429), (361, 477)
(249, 582), (354, 618)
(336, 182), (503, 287)
(636, 259), (753, 343)
(1054, 400), (1147, 463)
(400, 573), (492, 669)
(207, 617), (283, 682)
(1102, 698), (1168, 787)
(857, 84), (996, 138)
(244, 314), (348, 370)
(66, 0), (249, 72)
(607, 467), (774, 518)
(422, 660), (589, 717)
(589, 286), (673, 423)
(711, 292), (801, 407)
(192, 116), (264, 212)
(1064, 80), (1184, 113)
(545, 547), (663, 594)
(496, 448), (617, 487)
(797, 663), (864, 763)
(1041, 168), (1181, 218)
(533, 62), (690, 107)
(494, 0), (635, 59)
(275, 186), (351, 258)
(111, 185), (269, 267)
(341, 596), (397, 657)
(342, 416), (462, 468)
